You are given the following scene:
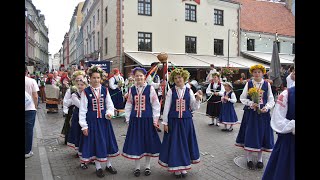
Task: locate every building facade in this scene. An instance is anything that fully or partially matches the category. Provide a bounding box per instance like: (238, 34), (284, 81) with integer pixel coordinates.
(62, 33), (69, 68)
(25, 0), (50, 72)
(53, 53), (61, 71)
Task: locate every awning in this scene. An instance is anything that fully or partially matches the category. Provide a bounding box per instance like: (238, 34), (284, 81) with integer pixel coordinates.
(124, 51), (210, 68)
(242, 51), (294, 65)
(124, 51), (272, 69)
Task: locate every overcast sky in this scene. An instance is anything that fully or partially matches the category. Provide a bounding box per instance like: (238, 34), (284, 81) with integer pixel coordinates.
(31, 0), (84, 56)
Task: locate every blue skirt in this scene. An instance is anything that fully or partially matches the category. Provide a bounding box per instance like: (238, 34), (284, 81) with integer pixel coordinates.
(235, 110), (249, 147)
(78, 116), (119, 162)
(262, 133), (295, 180)
(109, 88), (124, 109)
(122, 117), (161, 159)
(158, 117), (200, 172)
(67, 108), (81, 150)
(243, 109), (274, 152)
(219, 102), (238, 124)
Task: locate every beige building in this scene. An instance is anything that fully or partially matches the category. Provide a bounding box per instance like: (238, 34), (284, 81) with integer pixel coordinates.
(69, 2), (84, 67)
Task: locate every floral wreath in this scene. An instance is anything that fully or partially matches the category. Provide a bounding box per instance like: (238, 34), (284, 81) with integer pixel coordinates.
(87, 65), (105, 77)
(72, 70), (86, 80)
(169, 68), (190, 83)
(132, 67), (147, 75)
(211, 72), (220, 77)
(249, 64), (266, 74)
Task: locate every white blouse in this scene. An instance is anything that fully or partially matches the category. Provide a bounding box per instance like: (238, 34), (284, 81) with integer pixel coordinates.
(270, 89), (295, 134)
(63, 89), (72, 114)
(124, 83), (160, 124)
(162, 85), (201, 125)
(71, 91), (81, 108)
(79, 85), (115, 130)
(221, 91), (237, 104)
(109, 75), (124, 90)
(206, 82), (225, 96)
(146, 75), (160, 90)
(240, 79), (275, 110)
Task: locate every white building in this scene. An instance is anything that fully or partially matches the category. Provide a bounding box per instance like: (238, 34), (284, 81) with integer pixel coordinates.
(52, 52), (61, 71)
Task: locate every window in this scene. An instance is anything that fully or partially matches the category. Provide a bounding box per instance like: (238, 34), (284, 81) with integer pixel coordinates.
(274, 41), (280, 53)
(93, 15), (95, 28)
(247, 39), (255, 51)
(105, 38), (108, 54)
(93, 34), (95, 51)
(214, 9), (224, 25)
(292, 43), (295, 54)
(185, 36), (197, 53)
(138, 0), (152, 16)
(97, 9), (100, 22)
(185, 4), (196, 22)
(138, 32), (152, 51)
(97, 32), (100, 49)
(214, 39), (223, 55)
(105, 6), (108, 23)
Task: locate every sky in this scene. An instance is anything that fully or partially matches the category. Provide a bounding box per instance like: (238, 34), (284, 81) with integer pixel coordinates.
(31, 0), (85, 56)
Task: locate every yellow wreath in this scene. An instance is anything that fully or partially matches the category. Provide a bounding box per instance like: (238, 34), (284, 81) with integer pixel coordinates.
(169, 68), (190, 84)
(249, 64), (266, 74)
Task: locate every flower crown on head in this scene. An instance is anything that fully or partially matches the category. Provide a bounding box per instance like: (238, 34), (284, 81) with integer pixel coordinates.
(249, 64), (266, 74)
(169, 68), (190, 83)
(132, 67), (147, 75)
(72, 70), (86, 80)
(88, 65), (105, 77)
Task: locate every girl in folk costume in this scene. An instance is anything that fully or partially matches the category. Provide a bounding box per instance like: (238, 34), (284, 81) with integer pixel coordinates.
(67, 77), (88, 169)
(158, 68), (203, 178)
(122, 67), (162, 177)
(78, 66), (119, 178)
(262, 86), (295, 180)
(109, 68), (125, 115)
(235, 64), (275, 170)
(219, 82), (239, 132)
(206, 72), (225, 126)
(61, 71), (85, 145)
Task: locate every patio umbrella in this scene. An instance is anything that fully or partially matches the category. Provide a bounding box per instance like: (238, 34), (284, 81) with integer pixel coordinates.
(269, 41), (282, 87)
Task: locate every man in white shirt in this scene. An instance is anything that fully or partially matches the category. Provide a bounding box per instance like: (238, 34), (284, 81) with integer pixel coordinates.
(25, 65), (40, 158)
(286, 69), (295, 88)
(206, 64), (217, 82)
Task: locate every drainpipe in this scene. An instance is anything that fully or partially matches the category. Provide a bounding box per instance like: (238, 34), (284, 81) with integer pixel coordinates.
(120, 0), (123, 72)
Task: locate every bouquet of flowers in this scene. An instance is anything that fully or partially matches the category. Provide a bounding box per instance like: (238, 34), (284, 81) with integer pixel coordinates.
(247, 87), (264, 114)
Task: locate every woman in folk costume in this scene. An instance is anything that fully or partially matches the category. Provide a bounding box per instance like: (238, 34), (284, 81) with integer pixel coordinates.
(219, 82), (239, 132)
(158, 68), (203, 178)
(109, 68), (125, 115)
(262, 87), (295, 179)
(206, 72), (225, 126)
(122, 67), (162, 177)
(235, 64), (275, 170)
(61, 71), (85, 145)
(44, 73), (60, 113)
(78, 66), (119, 178)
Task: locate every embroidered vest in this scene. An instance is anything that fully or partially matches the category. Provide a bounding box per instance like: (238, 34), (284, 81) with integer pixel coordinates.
(168, 87), (192, 118)
(130, 85), (153, 118)
(245, 80), (269, 109)
(84, 86), (108, 118)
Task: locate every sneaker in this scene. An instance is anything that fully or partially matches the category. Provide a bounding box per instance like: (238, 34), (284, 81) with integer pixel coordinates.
(25, 151), (34, 159)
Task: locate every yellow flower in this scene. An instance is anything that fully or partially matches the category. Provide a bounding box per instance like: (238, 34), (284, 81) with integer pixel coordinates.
(249, 64), (266, 74)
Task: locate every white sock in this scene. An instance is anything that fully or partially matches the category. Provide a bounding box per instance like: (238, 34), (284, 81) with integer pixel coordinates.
(181, 170), (187, 174)
(135, 159), (141, 170)
(224, 124), (227, 129)
(95, 160), (102, 170)
(257, 151), (263, 162)
(246, 151), (252, 162)
(106, 159), (112, 167)
(175, 171), (181, 175)
(145, 156), (151, 169)
(211, 118), (215, 123)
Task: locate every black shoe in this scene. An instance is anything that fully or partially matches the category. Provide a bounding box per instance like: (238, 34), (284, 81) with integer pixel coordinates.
(256, 161), (264, 169)
(105, 166), (117, 174)
(181, 172), (188, 178)
(221, 128), (228, 131)
(80, 163), (88, 169)
(175, 173), (182, 178)
(144, 168), (151, 176)
(208, 123), (215, 126)
(247, 161), (254, 170)
(96, 168), (105, 178)
(228, 128), (233, 132)
(134, 169), (141, 177)
(215, 123), (220, 127)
